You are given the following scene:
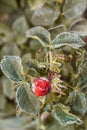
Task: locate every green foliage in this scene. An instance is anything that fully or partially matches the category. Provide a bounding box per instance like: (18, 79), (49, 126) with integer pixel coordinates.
(2, 77), (15, 100)
(29, 39), (42, 51)
(26, 26), (51, 47)
(63, 0), (86, 19)
(16, 84), (40, 114)
(49, 25), (67, 40)
(52, 32), (85, 49)
(67, 91), (87, 115)
(26, 59), (49, 76)
(31, 4), (59, 26)
(26, 27), (85, 49)
(12, 16), (29, 45)
(0, 23), (12, 45)
(0, 0), (87, 130)
(77, 61), (87, 86)
(52, 104), (82, 126)
(1, 56), (24, 82)
(1, 43), (21, 57)
(1, 28), (86, 127)
(69, 18), (87, 36)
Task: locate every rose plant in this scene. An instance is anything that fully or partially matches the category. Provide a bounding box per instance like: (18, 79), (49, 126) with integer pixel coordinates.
(0, 0), (87, 130)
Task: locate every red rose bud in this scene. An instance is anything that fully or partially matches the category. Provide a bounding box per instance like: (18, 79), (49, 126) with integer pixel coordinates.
(32, 77), (51, 96)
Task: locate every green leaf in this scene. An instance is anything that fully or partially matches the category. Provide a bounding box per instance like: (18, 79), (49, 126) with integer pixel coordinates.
(16, 84), (40, 114)
(67, 91), (87, 115)
(46, 119), (75, 130)
(36, 50), (46, 62)
(0, 56), (24, 82)
(1, 43), (21, 58)
(2, 77), (15, 100)
(26, 59), (38, 70)
(12, 16), (29, 45)
(49, 25), (67, 40)
(80, 84), (87, 94)
(37, 62), (49, 76)
(26, 27), (51, 47)
(52, 104), (82, 126)
(31, 4), (59, 26)
(29, 39), (42, 51)
(52, 32), (85, 49)
(26, 59), (48, 76)
(12, 16), (29, 34)
(27, 0), (46, 10)
(70, 18), (87, 36)
(22, 53), (32, 64)
(77, 61), (87, 86)
(63, 0), (86, 19)
(0, 23), (12, 45)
